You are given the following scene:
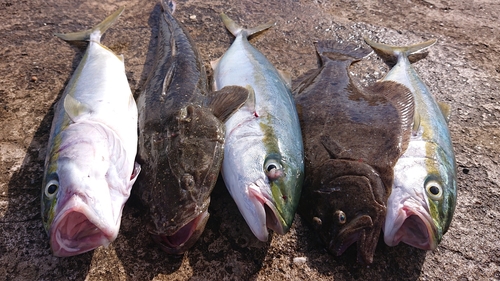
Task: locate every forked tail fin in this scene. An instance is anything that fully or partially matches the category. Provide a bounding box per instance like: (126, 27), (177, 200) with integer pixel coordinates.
(220, 13), (275, 38)
(55, 6), (125, 43)
(364, 37), (437, 67)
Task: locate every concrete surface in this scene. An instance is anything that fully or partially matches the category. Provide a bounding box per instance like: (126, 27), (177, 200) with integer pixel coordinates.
(1, 0), (499, 280)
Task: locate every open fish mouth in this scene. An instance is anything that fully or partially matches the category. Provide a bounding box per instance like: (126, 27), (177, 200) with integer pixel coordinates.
(50, 196), (116, 257)
(387, 205), (438, 250)
(385, 198), (438, 250)
(331, 214), (378, 264)
(151, 211), (209, 255)
(245, 179), (286, 242)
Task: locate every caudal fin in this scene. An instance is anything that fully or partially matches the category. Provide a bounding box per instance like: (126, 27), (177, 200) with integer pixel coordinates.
(55, 7), (125, 43)
(160, 0), (176, 15)
(220, 13), (275, 38)
(363, 37), (437, 67)
(315, 40), (372, 63)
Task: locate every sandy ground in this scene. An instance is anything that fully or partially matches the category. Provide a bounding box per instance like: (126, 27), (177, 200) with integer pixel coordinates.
(1, 0), (499, 280)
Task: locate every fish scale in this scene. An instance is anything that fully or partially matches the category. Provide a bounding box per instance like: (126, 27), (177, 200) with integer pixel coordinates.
(364, 37), (457, 251)
(41, 7), (140, 257)
(211, 13), (304, 242)
(135, 0), (248, 254)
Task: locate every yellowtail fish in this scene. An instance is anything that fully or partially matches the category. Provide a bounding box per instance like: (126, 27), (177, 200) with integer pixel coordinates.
(295, 41), (414, 264)
(135, 0), (248, 254)
(364, 37), (457, 250)
(41, 7), (140, 257)
(211, 14), (304, 242)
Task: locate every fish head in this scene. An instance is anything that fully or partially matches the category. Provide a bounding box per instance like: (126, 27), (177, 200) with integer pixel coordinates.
(222, 128), (304, 242)
(300, 159), (387, 264)
(144, 105), (225, 254)
(41, 123), (137, 257)
(385, 143), (457, 250)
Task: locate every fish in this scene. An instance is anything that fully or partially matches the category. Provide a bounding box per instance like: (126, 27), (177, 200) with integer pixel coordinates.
(294, 40), (414, 264)
(135, 0), (249, 254)
(364, 37), (457, 250)
(210, 13), (304, 242)
(41, 7), (141, 257)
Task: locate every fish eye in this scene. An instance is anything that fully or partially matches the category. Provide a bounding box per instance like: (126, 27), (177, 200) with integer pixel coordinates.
(425, 180), (443, 200)
(312, 216), (322, 226)
(45, 179), (59, 198)
(334, 210), (346, 224)
(264, 158), (283, 181)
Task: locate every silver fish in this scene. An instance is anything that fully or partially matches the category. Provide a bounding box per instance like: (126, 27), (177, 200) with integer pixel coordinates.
(364, 37), (457, 250)
(41, 7), (140, 257)
(211, 14), (304, 242)
(135, 0), (248, 254)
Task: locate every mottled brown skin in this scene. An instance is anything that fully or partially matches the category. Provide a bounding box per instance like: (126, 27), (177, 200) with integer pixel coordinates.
(294, 41), (414, 264)
(135, 0), (248, 254)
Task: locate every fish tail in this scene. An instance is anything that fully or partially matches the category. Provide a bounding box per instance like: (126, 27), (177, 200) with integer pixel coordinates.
(363, 37), (437, 67)
(55, 6), (125, 43)
(160, 0), (176, 15)
(315, 40), (372, 62)
(220, 13), (275, 38)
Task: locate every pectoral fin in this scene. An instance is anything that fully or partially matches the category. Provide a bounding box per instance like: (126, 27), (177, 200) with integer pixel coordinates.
(413, 112), (421, 136)
(63, 94), (92, 121)
(438, 101), (451, 123)
(278, 69), (292, 89)
(207, 85), (250, 122)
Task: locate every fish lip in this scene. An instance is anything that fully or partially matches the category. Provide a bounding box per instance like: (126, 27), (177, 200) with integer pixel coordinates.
(331, 214), (377, 264)
(49, 195), (117, 257)
(384, 194), (438, 250)
(245, 179), (286, 242)
(385, 197), (438, 250)
(150, 211), (210, 255)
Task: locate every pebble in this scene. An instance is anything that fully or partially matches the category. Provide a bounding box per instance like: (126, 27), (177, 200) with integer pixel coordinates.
(293, 257), (307, 265)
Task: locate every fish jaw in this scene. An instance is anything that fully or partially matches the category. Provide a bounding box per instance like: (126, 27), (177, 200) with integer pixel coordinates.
(385, 150), (449, 250)
(385, 189), (438, 250)
(49, 194), (118, 257)
(247, 179), (287, 239)
(224, 165), (300, 242)
(332, 214), (378, 264)
(385, 204), (437, 250)
(221, 121), (301, 242)
(42, 123), (136, 257)
(151, 210), (209, 255)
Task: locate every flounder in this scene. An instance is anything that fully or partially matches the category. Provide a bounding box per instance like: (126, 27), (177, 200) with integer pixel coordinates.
(295, 41), (414, 264)
(135, 0), (248, 254)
